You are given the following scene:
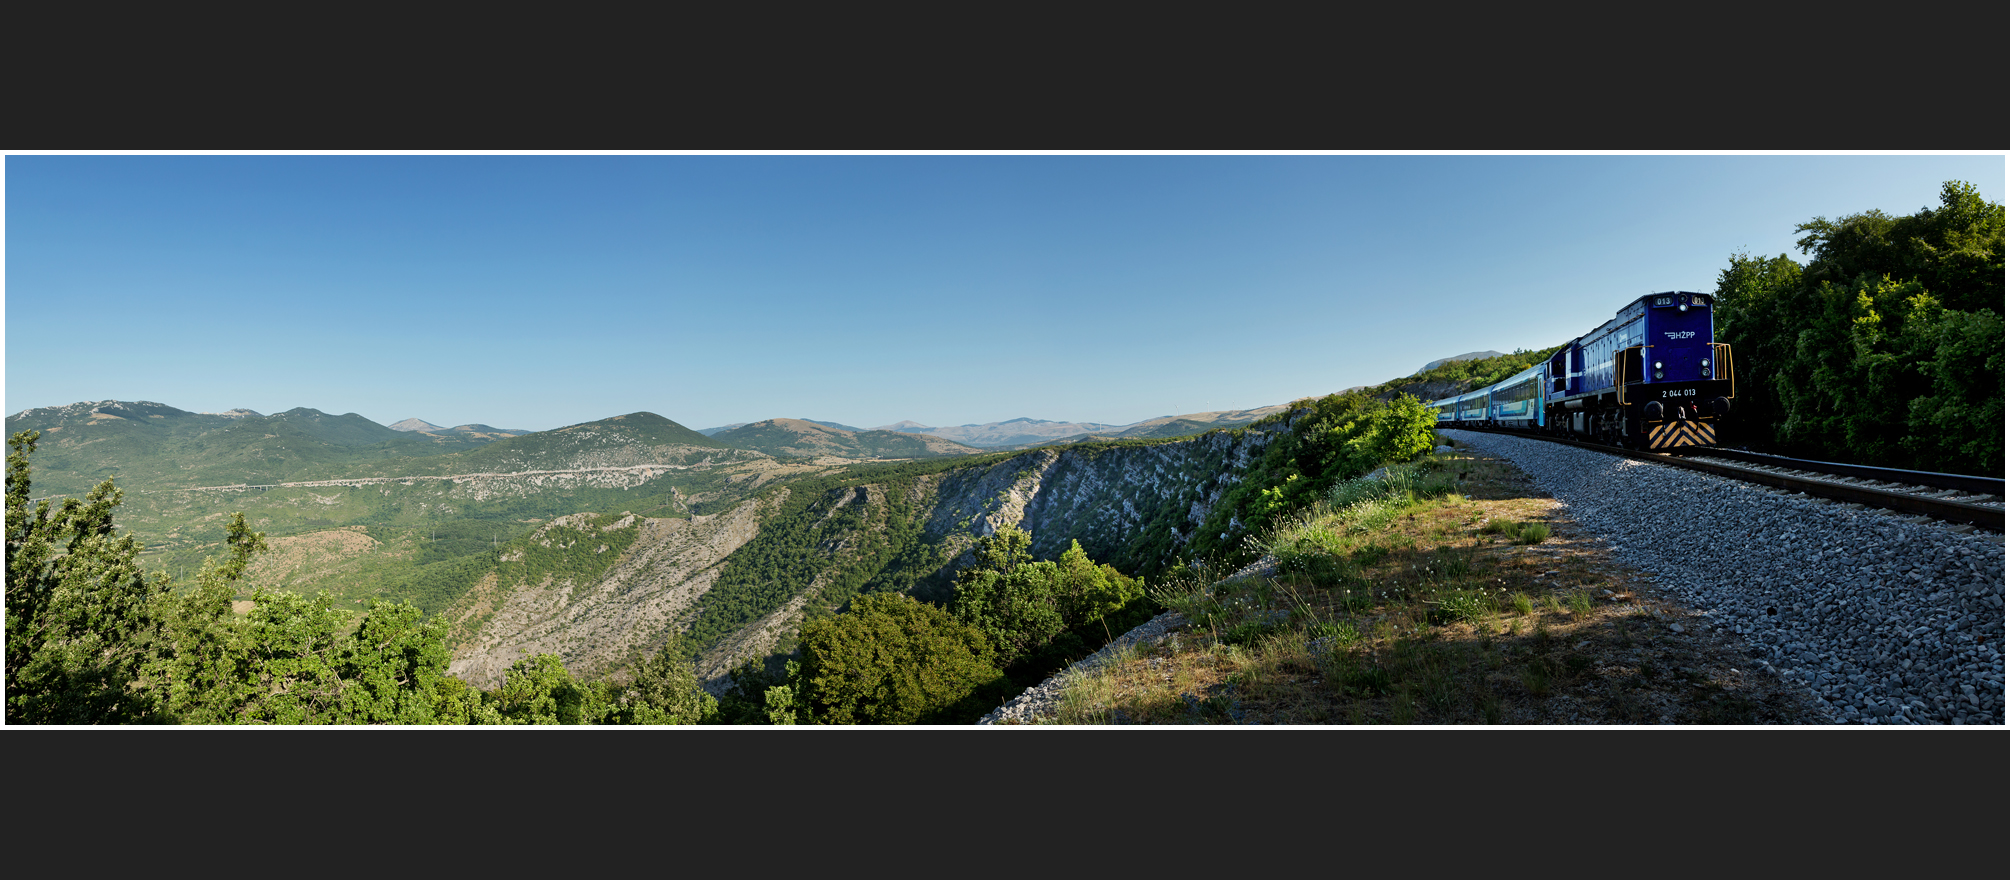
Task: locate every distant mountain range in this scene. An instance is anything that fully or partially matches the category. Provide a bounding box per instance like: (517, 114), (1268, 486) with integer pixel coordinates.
(697, 406), (1298, 450)
(709, 419), (981, 459)
(4, 400), (738, 499)
(847, 408), (1294, 449)
(387, 418), (533, 440)
(696, 419), (859, 437)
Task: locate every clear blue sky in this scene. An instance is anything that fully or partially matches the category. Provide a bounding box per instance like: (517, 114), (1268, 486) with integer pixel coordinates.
(5, 153), (2002, 432)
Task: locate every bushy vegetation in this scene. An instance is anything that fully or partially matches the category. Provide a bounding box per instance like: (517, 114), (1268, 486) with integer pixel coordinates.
(1714, 180), (2003, 476)
(713, 523), (1150, 724)
(486, 646), (718, 725)
(950, 525), (1152, 679)
(1186, 392), (1441, 569)
(789, 592), (1009, 725)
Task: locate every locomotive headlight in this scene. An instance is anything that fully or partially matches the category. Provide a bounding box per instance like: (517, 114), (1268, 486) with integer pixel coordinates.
(1701, 358), (1711, 368)
(1654, 370), (1664, 379)
(1653, 361), (1663, 370)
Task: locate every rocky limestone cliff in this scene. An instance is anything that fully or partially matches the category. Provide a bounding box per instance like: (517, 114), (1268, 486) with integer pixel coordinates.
(448, 421), (1289, 692)
(694, 426), (1285, 686)
(445, 492), (785, 688)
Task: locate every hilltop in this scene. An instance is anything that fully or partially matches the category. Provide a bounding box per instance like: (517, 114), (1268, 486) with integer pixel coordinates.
(712, 419), (981, 459)
(1415, 350), (1506, 375)
(388, 418), (533, 438)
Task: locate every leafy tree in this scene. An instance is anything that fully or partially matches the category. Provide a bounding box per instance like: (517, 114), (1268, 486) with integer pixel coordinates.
(953, 561), (1067, 669)
(492, 653), (601, 724)
(228, 589), (354, 724)
(1794, 181), (2004, 315)
(337, 599), (467, 724)
(1713, 251), (1805, 442)
(1713, 180), (2003, 475)
(1052, 539), (1147, 633)
(603, 643), (719, 725)
(143, 512), (272, 722)
(969, 522), (1033, 575)
(6, 430), (170, 723)
(796, 592), (1006, 724)
(951, 526), (1147, 675)
(761, 678), (802, 726)
(1903, 306), (2004, 472)
(715, 656), (804, 724)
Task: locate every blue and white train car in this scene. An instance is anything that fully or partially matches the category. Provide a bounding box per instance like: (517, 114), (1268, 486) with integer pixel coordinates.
(1486, 364), (1545, 429)
(1454, 389), (1489, 425)
(1431, 397), (1459, 426)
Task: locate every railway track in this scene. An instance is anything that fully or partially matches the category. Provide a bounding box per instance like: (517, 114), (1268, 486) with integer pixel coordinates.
(1448, 426), (2004, 532)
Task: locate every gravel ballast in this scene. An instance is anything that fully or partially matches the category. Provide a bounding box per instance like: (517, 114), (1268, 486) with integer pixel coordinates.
(1441, 430), (2005, 725)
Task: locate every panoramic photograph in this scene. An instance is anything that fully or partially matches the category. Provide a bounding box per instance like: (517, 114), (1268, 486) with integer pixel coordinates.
(5, 153), (2003, 726)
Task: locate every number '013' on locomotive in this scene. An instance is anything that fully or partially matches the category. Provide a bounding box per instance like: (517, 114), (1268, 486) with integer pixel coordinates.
(1428, 292), (1735, 451)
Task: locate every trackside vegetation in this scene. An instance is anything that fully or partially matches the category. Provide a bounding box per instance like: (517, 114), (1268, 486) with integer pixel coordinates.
(1713, 180), (2003, 476)
(1184, 392), (1442, 568)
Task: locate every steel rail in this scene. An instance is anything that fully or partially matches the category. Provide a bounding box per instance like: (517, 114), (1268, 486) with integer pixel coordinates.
(1666, 447), (2004, 496)
(1444, 426), (2003, 532)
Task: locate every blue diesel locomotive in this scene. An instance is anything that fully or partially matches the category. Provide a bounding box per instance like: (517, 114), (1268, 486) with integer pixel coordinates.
(1428, 291), (1735, 451)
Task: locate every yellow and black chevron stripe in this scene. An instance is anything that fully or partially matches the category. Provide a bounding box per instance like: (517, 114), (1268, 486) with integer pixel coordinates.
(1648, 420), (1716, 450)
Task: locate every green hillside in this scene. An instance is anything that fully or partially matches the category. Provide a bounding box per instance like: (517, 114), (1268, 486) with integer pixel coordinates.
(713, 418), (980, 459)
(850, 429), (981, 458)
(4, 401), (485, 496)
(431, 412), (731, 474)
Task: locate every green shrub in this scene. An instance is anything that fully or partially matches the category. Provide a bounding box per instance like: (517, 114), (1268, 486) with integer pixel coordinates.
(492, 653), (599, 725)
(951, 526), (1148, 673)
(605, 644), (717, 725)
(798, 593), (1007, 724)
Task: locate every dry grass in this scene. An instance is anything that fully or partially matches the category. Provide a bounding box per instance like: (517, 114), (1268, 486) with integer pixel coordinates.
(1049, 442), (1826, 726)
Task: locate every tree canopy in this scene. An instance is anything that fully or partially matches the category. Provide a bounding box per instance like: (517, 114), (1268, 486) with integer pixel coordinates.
(1713, 180), (2003, 475)
(795, 592), (1007, 724)
(7, 430), (168, 723)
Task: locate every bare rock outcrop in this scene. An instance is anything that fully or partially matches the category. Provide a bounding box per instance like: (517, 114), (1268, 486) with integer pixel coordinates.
(446, 492), (784, 688)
